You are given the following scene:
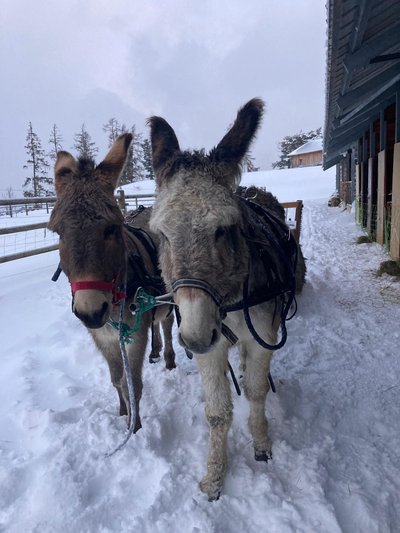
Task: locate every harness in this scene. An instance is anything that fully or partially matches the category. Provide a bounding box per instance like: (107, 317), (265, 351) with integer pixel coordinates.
(51, 206), (169, 455)
(52, 213), (166, 308)
(172, 196), (298, 353)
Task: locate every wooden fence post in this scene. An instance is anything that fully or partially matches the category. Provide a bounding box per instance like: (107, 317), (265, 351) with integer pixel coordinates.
(117, 189), (127, 214)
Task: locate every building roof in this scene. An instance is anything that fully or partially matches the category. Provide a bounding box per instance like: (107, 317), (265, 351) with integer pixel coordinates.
(324, 0), (400, 169)
(288, 139), (323, 157)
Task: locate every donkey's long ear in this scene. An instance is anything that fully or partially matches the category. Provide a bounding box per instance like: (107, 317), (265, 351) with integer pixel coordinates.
(148, 117), (180, 184)
(54, 151), (78, 196)
(96, 133), (133, 193)
(213, 98), (264, 166)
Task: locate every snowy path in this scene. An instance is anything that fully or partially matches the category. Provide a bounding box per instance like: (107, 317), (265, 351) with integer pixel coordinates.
(0, 201), (399, 533)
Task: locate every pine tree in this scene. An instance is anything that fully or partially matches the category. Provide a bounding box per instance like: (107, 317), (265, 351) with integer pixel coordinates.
(244, 151), (260, 172)
(129, 126), (145, 183)
(103, 118), (121, 148)
(103, 120), (145, 185)
(23, 122), (53, 197)
(73, 124), (98, 160)
(48, 124), (63, 162)
(272, 127), (322, 169)
(141, 138), (155, 180)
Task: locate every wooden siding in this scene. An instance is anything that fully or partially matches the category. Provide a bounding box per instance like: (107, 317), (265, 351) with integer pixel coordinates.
(290, 150), (323, 168)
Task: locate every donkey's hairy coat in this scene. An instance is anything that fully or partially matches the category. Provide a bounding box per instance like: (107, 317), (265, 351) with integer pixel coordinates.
(49, 134), (175, 432)
(149, 98), (306, 500)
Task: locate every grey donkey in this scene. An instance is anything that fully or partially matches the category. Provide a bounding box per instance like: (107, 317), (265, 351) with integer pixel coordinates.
(148, 99), (306, 500)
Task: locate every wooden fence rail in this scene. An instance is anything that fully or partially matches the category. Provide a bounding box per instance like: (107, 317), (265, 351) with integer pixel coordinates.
(0, 192), (156, 263)
(0, 191), (155, 217)
(0, 222), (49, 236)
(1, 195), (303, 263)
(282, 200), (303, 243)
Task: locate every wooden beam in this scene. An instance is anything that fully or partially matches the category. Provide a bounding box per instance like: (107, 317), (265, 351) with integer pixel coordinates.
(337, 66), (400, 111)
(390, 143), (400, 259)
(367, 157), (374, 235)
(376, 150), (386, 245)
(340, 0), (373, 94)
(396, 90), (400, 144)
(343, 22), (400, 72)
(355, 164), (361, 224)
(380, 110), (385, 151)
(337, 78), (399, 125)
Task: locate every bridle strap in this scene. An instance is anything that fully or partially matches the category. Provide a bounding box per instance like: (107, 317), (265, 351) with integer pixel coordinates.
(71, 280), (114, 294)
(171, 278), (224, 308)
(70, 277), (127, 306)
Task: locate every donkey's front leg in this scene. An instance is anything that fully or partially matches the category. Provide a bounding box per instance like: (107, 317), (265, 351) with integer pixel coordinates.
(149, 321), (162, 364)
(195, 347), (232, 501)
(161, 313), (176, 370)
(242, 340), (274, 461)
(123, 325), (148, 433)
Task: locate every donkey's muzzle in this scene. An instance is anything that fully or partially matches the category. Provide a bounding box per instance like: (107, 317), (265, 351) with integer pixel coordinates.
(178, 328), (220, 354)
(74, 302), (109, 329)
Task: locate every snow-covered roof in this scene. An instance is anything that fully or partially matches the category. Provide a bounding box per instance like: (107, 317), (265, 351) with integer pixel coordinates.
(288, 138), (323, 157)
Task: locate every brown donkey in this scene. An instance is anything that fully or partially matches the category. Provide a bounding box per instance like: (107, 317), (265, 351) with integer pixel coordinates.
(148, 99), (306, 500)
(48, 134), (175, 432)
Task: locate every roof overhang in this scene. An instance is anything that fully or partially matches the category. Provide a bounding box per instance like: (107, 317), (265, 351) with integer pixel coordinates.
(324, 0), (400, 169)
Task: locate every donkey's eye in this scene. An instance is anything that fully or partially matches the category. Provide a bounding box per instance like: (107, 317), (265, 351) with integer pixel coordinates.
(104, 225), (119, 239)
(215, 227), (226, 240)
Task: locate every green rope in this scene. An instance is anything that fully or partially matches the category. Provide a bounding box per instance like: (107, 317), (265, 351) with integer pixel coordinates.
(108, 288), (158, 343)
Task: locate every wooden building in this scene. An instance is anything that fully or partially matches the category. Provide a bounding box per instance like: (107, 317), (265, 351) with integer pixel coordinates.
(324, 0), (400, 259)
(288, 139), (323, 168)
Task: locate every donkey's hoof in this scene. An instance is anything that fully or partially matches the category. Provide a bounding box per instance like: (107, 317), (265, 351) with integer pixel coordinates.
(149, 356), (161, 364)
(133, 418), (142, 433)
(165, 361), (176, 370)
(200, 476), (223, 501)
(255, 449), (272, 462)
(127, 415), (142, 433)
(119, 403), (128, 417)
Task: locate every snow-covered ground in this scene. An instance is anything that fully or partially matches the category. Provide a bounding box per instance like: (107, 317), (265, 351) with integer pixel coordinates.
(1, 168), (400, 532)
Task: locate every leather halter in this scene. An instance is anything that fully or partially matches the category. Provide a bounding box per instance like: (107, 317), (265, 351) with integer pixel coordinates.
(170, 196), (298, 352)
(171, 278), (224, 308)
(70, 275), (127, 306)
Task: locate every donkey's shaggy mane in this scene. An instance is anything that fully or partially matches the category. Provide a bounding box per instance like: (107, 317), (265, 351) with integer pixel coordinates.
(158, 148), (242, 187)
(77, 157), (96, 178)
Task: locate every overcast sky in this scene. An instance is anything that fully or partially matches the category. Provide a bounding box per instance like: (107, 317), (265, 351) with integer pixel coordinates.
(0, 0), (326, 193)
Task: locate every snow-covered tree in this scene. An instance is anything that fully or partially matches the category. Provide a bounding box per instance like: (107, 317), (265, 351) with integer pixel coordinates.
(48, 124), (63, 162)
(126, 126), (145, 183)
(23, 122), (53, 197)
(272, 127), (322, 169)
(73, 124), (98, 160)
(141, 138), (155, 180)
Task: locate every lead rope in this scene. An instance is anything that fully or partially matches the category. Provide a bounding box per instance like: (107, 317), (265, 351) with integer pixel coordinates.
(105, 276), (138, 457)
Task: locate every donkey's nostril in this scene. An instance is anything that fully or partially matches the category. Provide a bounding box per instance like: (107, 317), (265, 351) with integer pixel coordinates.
(74, 301), (109, 329)
(178, 328), (220, 355)
(210, 328), (219, 345)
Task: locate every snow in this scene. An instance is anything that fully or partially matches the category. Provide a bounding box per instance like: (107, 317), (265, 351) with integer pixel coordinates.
(287, 139), (323, 157)
(1, 171), (400, 532)
(242, 165), (336, 202)
(120, 166), (336, 204)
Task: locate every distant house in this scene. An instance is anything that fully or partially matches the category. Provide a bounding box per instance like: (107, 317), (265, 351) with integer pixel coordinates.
(288, 139), (323, 168)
